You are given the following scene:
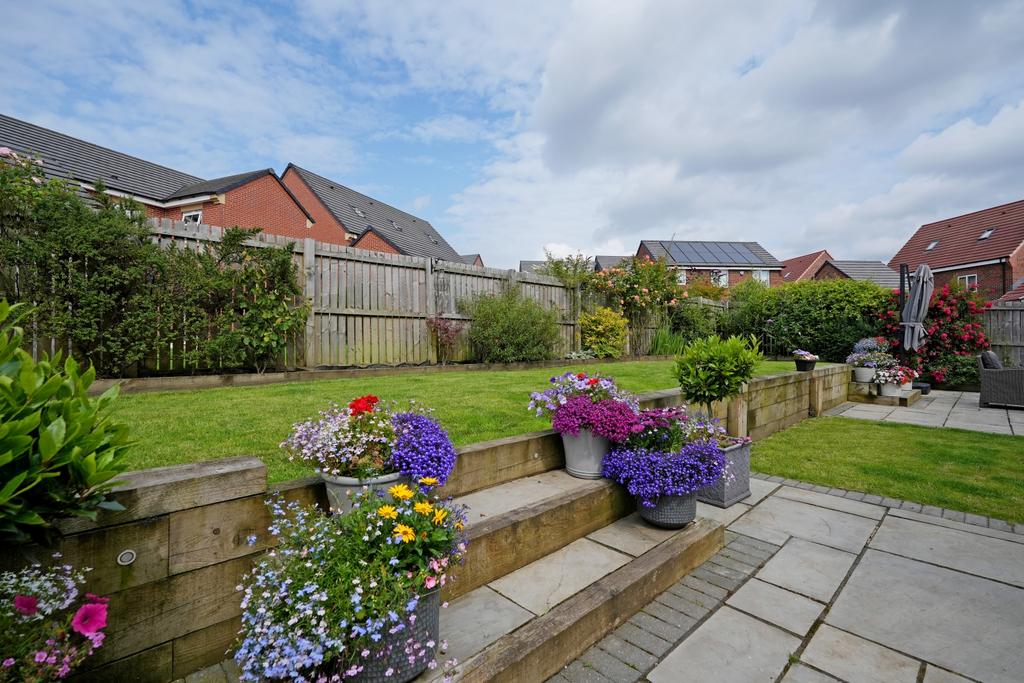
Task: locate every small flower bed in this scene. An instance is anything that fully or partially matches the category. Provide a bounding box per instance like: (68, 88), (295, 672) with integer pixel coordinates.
(529, 371), (640, 442)
(282, 395), (457, 485)
(235, 484), (468, 681)
(528, 371), (638, 416)
(1, 559), (109, 682)
(603, 409), (735, 508)
(844, 351), (896, 369)
(792, 349), (819, 361)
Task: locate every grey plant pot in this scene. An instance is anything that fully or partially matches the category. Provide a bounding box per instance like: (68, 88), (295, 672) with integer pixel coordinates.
(637, 493), (697, 529)
(345, 590), (441, 682)
(697, 441), (751, 508)
(853, 367), (876, 383)
(878, 383), (901, 397)
(561, 429), (612, 479)
(321, 471), (409, 514)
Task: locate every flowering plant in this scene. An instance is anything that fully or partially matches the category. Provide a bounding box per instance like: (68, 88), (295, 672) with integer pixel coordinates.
(872, 366), (907, 385)
(0, 559), (109, 682)
(282, 396), (457, 485)
(602, 409), (731, 508)
(792, 349), (819, 361)
(235, 484), (467, 682)
(844, 351), (896, 369)
(550, 395), (642, 442)
(851, 337), (890, 354)
(528, 371), (639, 418)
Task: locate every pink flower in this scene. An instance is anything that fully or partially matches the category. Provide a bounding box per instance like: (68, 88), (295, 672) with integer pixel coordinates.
(2, 658), (14, 668)
(85, 593), (110, 605)
(424, 576), (437, 589)
(71, 602), (108, 635)
(35, 651), (47, 663)
(14, 595), (38, 615)
(0, 147), (11, 157)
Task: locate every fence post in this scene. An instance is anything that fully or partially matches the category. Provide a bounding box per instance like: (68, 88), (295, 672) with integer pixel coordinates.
(424, 258), (437, 364)
(302, 237), (316, 368)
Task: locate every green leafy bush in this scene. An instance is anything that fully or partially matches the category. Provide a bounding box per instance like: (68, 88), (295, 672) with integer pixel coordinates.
(0, 301), (132, 543)
(649, 326), (687, 356)
(592, 256), (681, 353)
(580, 307), (628, 358)
(670, 301), (720, 343)
(675, 335), (763, 416)
(461, 288), (560, 363)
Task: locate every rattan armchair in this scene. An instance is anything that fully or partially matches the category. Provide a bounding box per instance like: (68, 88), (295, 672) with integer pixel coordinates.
(978, 355), (1024, 408)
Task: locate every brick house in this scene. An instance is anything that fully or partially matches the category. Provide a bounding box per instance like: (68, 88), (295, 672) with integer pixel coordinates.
(282, 164), (465, 261)
(637, 240), (783, 288)
(780, 250), (832, 282)
(810, 260), (899, 288)
(0, 114), (313, 239)
(889, 198), (1024, 301)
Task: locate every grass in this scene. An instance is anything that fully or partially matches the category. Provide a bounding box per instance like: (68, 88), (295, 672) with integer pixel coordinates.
(752, 417), (1024, 523)
(113, 359), (798, 482)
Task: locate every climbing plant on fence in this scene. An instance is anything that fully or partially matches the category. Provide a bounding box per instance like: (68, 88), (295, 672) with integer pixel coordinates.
(592, 256), (682, 354)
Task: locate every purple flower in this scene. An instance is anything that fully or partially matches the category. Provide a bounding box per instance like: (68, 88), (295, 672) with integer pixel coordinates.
(603, 441), (726, 507)
(390, 413), (457, 485)
(551, 395), (641, 442)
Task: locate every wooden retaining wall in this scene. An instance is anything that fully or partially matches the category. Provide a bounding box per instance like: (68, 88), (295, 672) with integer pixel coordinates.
(3, 369), (847, 682)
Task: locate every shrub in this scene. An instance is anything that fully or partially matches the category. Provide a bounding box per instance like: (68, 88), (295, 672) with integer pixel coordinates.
(580, 307), (628, 358)
(675, 335), (763, 416)
(718, 280), (777, 341)
(426, 315), (463, 365)
(649, 326), (687, 356)
(461, 288), (560, 363)
(0, 301), (132, 544)
(669, 301), (720, 343)
(592, 256), (682, 353)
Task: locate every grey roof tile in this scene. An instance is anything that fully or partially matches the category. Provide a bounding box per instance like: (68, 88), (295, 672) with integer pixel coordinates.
(166, 169), (273, 199)
(519, 260), (546, 273)
(287, 164), (461, 261)
(594, 255), (629, 271)
(827, 260), (900, 288)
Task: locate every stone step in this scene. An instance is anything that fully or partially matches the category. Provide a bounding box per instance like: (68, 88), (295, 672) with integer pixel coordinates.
(424, 514), (723, 682)
(445, 470), (633, 600)
(848, 381), (922, 407)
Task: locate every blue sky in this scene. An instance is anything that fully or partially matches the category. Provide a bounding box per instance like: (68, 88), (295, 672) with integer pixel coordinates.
(4, 1), (1024, 268)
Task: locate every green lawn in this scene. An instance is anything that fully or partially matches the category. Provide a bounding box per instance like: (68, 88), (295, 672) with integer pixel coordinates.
(752, 417), (1024, 523)
(113, 359), (796, 482)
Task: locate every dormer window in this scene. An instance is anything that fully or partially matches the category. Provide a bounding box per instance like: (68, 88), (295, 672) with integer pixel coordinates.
(925, 240), (939, 251)
(389, 219), (403, 232)
(979, 229), (994, 240)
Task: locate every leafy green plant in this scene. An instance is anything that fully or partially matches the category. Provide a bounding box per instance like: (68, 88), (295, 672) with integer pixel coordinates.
(460, 288), (560, 363)
(580, 307), (628, 358)
(592, 256), (682, 354)
(649, 326), (687, 356)
(675, 335), (763, 417)
(0, 301), (132, 544)
(670, 301), (720, 343)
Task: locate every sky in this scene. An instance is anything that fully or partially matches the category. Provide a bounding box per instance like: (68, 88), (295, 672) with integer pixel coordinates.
(3, 0), (1024, 269)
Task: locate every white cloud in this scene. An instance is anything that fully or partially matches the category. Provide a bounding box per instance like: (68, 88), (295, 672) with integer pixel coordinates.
(900, 103), (1024, 177)
(412, 194), (432, 210)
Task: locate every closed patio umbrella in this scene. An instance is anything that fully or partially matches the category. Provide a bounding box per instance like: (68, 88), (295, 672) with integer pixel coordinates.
(900, 264), (934, 352)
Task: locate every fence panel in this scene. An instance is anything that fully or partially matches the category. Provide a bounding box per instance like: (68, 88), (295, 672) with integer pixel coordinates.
(984, 301), (1024, 367)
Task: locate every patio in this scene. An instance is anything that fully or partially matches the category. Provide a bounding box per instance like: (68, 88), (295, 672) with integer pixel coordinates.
(824, 389), (1024, 435)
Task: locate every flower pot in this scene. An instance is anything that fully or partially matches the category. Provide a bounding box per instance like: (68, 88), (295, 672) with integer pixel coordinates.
(853, 367), (875, 383)
(878, 383), (901, 397)
(794, 359), (817, 372)
(348, 590), (441, 682)
(637, 493), (697, 529)
(561, 429), (612, 479)
(321, 471), (408, 514)
(900, 381), (912, 391)
(698, 441), (750, 508)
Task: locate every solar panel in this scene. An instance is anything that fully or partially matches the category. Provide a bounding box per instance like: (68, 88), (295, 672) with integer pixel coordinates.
(734, 243), (762, 265)
(668, 242), (688, 264)
(695, 243), (718, 264)
(708, 242), (735, 264)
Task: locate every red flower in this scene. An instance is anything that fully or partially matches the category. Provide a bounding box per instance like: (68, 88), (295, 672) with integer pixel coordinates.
(348, 394), (379, 416)
(13, 595), (38, 615)
(576, 372), (586, 379)
(71, 602), (107, 635)
(587, 378), (599, 386)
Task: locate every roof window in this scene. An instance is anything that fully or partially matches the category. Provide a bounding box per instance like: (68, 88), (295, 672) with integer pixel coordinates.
(350, 205), (366, 218)
(925, 240), (939, 251)
(979, 229), (994, 240)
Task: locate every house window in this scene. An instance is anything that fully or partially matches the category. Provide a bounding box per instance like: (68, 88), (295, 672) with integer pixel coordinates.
(676, 270), (687, 285)
(979, 229), (994, 240)
(752, 269), (770, 285)
(713, 271), (729, 288)
(957, 274), (978, 290)
(925, 240), (939, 251)
(182, 210), (203, 224)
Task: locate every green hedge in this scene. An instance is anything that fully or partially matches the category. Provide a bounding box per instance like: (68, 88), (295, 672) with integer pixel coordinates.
(460, 288), (561, 363)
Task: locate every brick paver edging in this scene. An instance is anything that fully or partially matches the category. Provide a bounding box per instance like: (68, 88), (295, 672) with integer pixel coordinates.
(749, 471), (1024, 535)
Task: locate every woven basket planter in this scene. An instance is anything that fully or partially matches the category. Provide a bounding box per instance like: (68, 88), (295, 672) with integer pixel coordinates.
(321, 472), (410, 514)
(347, 590), (441, 682)
(697, 441), (751, 508)
(561, 429), (612, 479)
(637, 493), (697, 529)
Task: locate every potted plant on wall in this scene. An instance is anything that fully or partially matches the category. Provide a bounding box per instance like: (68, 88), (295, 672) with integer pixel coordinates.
(529, 372), (640, 479)
(675, 335), (762, 507)
(235, 487), (467, 682)
(792, 349), (818, 372)
(282, 396), (457, 513)
(846, 337), (893, 383)
(603, 408), (727, 528)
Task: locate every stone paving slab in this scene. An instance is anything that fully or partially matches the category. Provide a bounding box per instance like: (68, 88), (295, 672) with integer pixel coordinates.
(801, 624), (919, 683)
(773, 486), (885, 520)
(489, 537), (631, 615)
(756, 538), (858, 603)
(694, 501), (750, 526)
(458, 470), (594, 524)
(870, 515), (1024, 587)
(827, 393), (1021, 435)
(923, 665), (974, 683)
(647, 606), (799, 683)
(586, 512), (681, 557)
(887, 507), (1024, 544)
(827, 549), (1024, 683)
(746, 477), (780, 505)
(725, 578), (823, 636)
(438, 585), (533, 668)
(728, 496), (878, 553)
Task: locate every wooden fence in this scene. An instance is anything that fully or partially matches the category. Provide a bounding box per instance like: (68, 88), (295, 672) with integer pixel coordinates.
(146, 219), (576, 369)
(983, 301), (1024, 366)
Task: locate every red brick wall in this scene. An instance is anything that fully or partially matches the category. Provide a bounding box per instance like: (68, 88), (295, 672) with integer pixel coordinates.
(812, 262), (848, 281)
(143, 176), (312, 241)
(352, 230), (400, 255)
(932, 263), (1009, 301)
(280, 168), (352, 245)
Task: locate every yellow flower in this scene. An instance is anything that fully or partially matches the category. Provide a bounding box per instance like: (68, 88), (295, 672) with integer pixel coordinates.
(454, 521), (464, 531)
(414, 501), (434, 516)
(377, 505), (398, 520)
(432, 508), (449, 526)
(388, 483), (414, 501)
(393, 524), (416, 543)
(418, 477), (439, 487)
